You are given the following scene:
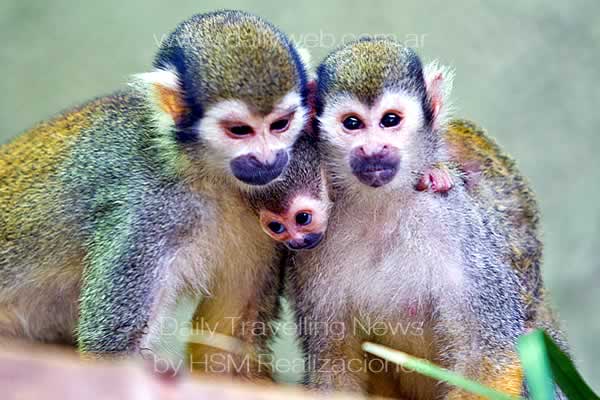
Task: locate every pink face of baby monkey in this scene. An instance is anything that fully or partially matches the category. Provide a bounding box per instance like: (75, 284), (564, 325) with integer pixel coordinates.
(259, 195), (329, 250)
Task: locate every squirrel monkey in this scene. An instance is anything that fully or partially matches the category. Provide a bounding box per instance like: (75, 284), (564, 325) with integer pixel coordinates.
(0, 11), (312, 375)
(286, 39), (567, 399)
(251, 132), (331, 251)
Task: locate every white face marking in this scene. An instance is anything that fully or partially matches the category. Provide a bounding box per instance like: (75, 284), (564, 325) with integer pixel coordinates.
(195, 91), (308, 184)
(318, 90), (426, 192)
(259, 193), (331, 243)
(134, 67), (311, 188)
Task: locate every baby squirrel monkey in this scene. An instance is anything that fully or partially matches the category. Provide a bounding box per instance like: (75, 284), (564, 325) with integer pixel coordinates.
(0, 11), (313, 375)
(286, 39), (566, 399)
(252, 132), (331, 251)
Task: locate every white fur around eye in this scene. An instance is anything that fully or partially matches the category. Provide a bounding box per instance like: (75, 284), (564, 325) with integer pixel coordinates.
(318, 95), (368, 141)
(374, 91), (424, 134)
(317, 90), (431, 193)
(195, 91), (307, 175)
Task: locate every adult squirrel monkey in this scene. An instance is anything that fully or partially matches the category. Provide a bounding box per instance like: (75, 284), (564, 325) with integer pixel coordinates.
(286, 39), (567, 399)
(0, 11), (313, 381)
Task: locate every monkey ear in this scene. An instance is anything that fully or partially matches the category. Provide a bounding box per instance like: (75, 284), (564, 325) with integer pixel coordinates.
(296, 46), (312, 71)
(132, 68), (188, 126)
(423, 61), (454, 130)
(294, 45), (317, 81)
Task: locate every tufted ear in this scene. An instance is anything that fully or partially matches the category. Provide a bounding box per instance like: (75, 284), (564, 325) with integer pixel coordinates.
(296, 46), (312, 72)
(423, 61), (454, 130)
(133, 67), (188, 126)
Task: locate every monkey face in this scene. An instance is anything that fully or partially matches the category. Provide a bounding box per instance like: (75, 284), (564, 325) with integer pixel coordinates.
(196, 92), (308, 187)
(137, 11), (312, 189)
(318, 91), (427, 191)
(259, 195), (329, 250)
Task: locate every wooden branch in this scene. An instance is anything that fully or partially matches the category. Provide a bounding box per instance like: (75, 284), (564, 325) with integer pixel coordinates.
(0, 343), (365, 400)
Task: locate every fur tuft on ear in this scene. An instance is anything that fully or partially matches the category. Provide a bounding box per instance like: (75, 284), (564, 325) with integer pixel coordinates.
(134, 68), (181, 91)
(423, 61), (454, 130)
(131, 67), (187, 129)
(296, 46), (312, 69)
(295, 45), (316, 80)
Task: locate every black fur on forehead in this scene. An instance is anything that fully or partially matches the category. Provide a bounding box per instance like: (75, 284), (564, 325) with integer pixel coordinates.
(248, 133), (322, 214)
(316, 38), (434, 125)
(153, 10), (308, 143)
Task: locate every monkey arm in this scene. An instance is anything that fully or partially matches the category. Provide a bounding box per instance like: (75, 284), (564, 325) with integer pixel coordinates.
(77, 207), (172, 356)
(287, 265), (368, 393)
(437, 247), (528, 399)
(185, 248), (285, 381)
(417, 119), (509, 194)
(302, 328), (368, 392)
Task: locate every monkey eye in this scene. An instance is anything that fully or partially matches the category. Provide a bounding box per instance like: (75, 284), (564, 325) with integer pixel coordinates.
(380, 113), (402, 128)
(342, 115), (364, 131)
(227, 124), (254, 137)
(268, 221), (286, 234)
(270, 113), (293, 133)
(295, 212), (312, 226)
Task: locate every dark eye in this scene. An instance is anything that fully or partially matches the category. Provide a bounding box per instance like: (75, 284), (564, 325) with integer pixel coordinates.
(270, 118), (290, 133)
(380, 113), (402, 128)
(228, 125), (254, 137)
(342, 115), (364, 131)
(268, 221), (286, 234)
(295, 212), (312, 226)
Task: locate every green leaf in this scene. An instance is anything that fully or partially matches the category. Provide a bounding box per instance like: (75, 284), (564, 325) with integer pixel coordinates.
(517, 330), (555, 400)
(519, 329), (600, 400)
(361, 330), (599, 400)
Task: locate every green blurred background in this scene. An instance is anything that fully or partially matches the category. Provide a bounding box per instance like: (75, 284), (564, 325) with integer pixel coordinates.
(1, 0), (598, 390)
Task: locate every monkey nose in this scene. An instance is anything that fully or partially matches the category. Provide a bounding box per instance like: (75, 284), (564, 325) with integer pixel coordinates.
(356, 144), (391, 158)
(286, 233), (324, 250)
(230, 150), (289, 185)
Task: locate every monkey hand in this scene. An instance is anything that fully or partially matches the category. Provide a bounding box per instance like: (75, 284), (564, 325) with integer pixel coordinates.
(415, 162), (460, 193)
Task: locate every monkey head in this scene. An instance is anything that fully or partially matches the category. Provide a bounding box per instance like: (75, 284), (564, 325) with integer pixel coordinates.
(260, 194), (329, 250)
(135, 11), (310, 188)
(250, 133), (331, 251)
(315, 38), (453, 192)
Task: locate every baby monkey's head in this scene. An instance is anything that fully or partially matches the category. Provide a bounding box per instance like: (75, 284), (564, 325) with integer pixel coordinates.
(250, 134), (331, 251)
(260, 194), (328, 250)
(315, 38), (453, 192)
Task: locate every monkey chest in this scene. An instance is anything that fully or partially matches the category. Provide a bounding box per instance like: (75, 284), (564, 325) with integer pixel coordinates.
(330, 200), (467, 315)
(170, 194), (277, 297)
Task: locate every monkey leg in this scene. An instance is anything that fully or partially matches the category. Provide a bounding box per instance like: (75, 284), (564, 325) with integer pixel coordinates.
(306, 334), (367, 392)
(437, 314), (524, 398)
(186, 255), (282, 382)
(445, 353), (523, 399)
(436, 265), (529, 399)
(0, 306), (26, 340)
(186, 310), (274, 382)
(297, 312), (369, 393)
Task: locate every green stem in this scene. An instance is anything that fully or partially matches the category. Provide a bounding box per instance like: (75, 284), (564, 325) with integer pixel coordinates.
(361, 342), (522, 400)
